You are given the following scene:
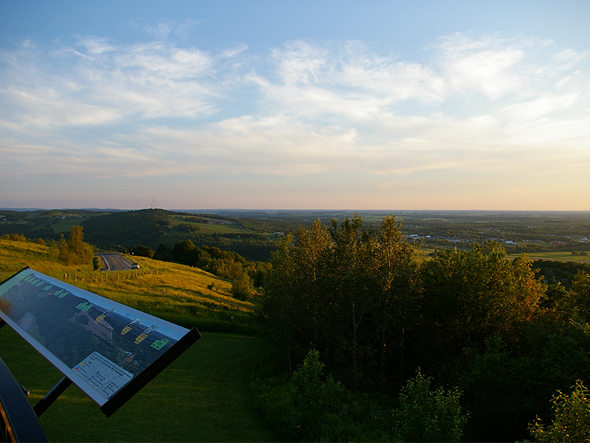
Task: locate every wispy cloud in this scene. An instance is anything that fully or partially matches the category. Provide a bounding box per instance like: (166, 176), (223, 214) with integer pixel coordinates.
(1, 29), (589, 209)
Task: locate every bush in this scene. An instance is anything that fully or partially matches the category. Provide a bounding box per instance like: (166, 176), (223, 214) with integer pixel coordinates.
(93, 256), (102, 270)
(529, 380), (590, 442)
(393, 370), (469, 442)
(253, 349), (353, 441)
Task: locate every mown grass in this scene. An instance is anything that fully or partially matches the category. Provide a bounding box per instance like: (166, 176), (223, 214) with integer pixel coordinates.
(0, 327), (277, 442)
(0, 239), (277, 441)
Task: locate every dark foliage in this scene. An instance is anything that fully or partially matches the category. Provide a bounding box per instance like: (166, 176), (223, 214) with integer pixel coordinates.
(256, 215), (590, 442)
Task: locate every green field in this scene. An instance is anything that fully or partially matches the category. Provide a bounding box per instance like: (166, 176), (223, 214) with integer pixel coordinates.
(0, 327), (277, 442)
(507, 250), (590, 263)
(0, 239), (277, 441)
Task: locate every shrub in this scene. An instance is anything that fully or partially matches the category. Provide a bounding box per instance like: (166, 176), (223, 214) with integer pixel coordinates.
(529, 380), (590, 442)
(393, 370), (469, 442)
(93, 256), (102, 270)
(253, 349), (352, 441)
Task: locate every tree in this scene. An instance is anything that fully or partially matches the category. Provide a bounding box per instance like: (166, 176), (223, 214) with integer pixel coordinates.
(253, 349), (348, 441)
(393, 370), (469, 442)
(328, 214), (374, 378)
(59, 226), (93, 265)
(261, 220), (332, 370)
(261, 215), (418, 388)
(172, 240), (198, 265)
(565, 271), (590, 321)
(415, 243), (544, 377)
(68, 225), (84, 257)
(47, 239), (59, 261)
(153, 243), (172, 261)
(231, 271), (254, 301)
(371, 215), (417, 391)
(529, 380), (590, 442)
(130, 245), (155, 258)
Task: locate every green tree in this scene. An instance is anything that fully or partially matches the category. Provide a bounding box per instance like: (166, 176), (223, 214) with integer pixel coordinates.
(371, 215), (417, 391)
(68, 225), (84, 256)
(172, 239), (198, 265)
(47, 239), (59, 261)
(415, 243), (544, 377)
(565, 271), (590, 321)
(58, 233), (72, 264)
(231, 271), (254, 301)
(261, 215), (418, 388)
(393, 370), (469, 442)
(253, 349), (349, 441)
(329, 214), (374, 378)
(130, 245), (155, 258)
(59, 226), (94, 265)
(261, 220), (332, 370)
(529, 380), (590, 442)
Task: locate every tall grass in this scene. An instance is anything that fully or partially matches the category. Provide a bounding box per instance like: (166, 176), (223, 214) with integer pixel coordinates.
(0, 239), (259, 333)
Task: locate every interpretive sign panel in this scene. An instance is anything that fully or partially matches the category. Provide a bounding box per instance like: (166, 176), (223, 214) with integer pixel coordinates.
(0, 267), (200, 416)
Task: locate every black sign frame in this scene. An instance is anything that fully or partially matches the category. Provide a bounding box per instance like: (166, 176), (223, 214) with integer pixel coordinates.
(0, 267), (201, 417)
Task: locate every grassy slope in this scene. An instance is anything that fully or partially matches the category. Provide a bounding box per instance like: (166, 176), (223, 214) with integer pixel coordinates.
(0, 239), (257, 332)
(0, 240), (277, 441)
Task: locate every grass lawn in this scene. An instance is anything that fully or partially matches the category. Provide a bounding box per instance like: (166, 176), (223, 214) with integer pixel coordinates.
(0, 327), (278, 442)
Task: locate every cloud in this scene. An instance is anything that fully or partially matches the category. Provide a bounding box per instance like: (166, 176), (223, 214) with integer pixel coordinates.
(0, 35), (229, 130)
(1, 30), (590, 210)
(435, 33), (527, 98)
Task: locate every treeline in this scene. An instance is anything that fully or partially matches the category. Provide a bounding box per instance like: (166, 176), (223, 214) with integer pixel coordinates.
(168, 232), (277, 261)
(534, 259), (590, 289)
(130, 241), (270, 301)
(255, 215), (590, 442)
(81, 209), (171, 248)
(2, 227), (94, 266)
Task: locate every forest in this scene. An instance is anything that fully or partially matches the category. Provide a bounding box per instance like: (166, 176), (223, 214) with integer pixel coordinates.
(252, 215), (590, 442)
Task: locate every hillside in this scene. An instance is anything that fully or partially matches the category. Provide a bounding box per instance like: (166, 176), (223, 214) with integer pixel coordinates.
(0, 209), (279, 261)
(0, 238), (258, 333)
(0, 238), (277, 442)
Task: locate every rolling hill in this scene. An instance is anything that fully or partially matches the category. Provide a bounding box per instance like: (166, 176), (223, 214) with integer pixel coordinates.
(0, 208), (279, 261)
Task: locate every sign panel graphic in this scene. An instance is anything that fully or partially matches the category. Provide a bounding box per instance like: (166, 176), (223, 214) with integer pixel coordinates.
(0, 267), (200, 413)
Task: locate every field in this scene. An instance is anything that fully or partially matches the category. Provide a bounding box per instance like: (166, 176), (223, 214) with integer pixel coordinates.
(0, 239), (257, 332)
(168, 213), (248, 235)
(0, 239), (277, 441)
(0, 327), (277, 442)
(507, 250), (590, 263)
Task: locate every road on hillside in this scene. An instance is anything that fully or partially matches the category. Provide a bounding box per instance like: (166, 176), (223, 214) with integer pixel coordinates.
(97, 254), (134, 271)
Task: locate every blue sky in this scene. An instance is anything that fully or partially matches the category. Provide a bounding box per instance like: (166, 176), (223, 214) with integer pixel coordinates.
(1, 0), (589, 210)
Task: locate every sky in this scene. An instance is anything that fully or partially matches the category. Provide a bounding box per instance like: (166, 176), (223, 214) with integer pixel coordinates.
(1, 0), (589, 211)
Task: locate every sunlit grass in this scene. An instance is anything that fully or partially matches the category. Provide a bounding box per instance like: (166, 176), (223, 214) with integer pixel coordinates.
(0, 239), (276, 441)
(0, 240), (258, 332)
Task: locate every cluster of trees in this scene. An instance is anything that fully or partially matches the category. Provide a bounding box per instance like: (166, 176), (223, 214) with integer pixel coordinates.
(0, 233), (46, 245)
(50, 226), (94, 266)
(534, 259), (590, 289)
(256, 215), (590, 441)
(141, 240), (270, 301)
(254, 349), (468, 442)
